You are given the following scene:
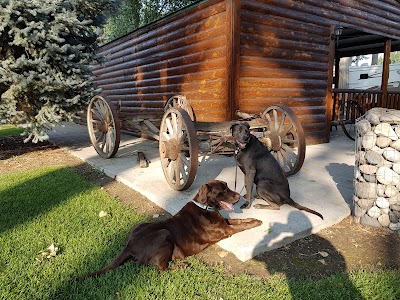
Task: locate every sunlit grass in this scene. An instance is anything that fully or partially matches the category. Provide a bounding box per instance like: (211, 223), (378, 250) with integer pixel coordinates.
(0, 124), (24, 136)
(0, 166), (399, 299)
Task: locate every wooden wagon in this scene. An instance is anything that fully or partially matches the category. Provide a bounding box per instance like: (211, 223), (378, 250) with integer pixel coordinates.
(86, 0), (400, 189)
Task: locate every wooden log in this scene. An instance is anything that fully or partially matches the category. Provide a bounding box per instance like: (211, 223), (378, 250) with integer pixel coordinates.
(137, 151), (149, 168)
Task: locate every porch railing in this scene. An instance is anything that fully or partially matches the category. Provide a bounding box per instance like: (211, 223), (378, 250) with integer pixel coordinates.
(331, 89), (400, 125)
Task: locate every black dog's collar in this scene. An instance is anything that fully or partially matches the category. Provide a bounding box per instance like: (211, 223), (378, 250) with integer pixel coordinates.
(191, 200), (215, 211)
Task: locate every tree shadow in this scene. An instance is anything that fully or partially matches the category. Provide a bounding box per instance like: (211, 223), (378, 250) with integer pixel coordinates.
(253, 211), (363, 299)
(0, 164), (151, 299)
(0, 166), (92, 234)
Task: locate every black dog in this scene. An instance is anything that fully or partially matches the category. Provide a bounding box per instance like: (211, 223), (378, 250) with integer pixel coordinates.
(231, 122), (323, 219)
(74, 180), (262, 281)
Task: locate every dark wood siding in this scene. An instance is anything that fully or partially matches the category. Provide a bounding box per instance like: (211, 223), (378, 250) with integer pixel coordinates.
(91, 0), (228, 122)
(237, 0), (400, 144)
(91, 0), (400, 144)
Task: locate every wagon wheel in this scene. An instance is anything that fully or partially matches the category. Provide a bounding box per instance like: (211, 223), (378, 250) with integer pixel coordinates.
(257, 105), (306, 176)
(159, 107), (198, 190)
(338, 100), (362, 141)
(164, 95), (195, 121)
(87, 95), (121, 158)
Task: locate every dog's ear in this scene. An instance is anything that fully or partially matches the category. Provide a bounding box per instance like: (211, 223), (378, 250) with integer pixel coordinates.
(243, 121), (250, 129)
(230, 122), (240, 133)
(195, 183), (210, 204)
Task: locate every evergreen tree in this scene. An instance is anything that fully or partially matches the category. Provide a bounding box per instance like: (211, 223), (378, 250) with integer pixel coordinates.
(0, 0), (118, 142)
(104, 0), (198, 41)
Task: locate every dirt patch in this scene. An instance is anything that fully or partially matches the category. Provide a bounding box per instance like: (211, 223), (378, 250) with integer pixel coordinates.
(1, 135), (399, 280)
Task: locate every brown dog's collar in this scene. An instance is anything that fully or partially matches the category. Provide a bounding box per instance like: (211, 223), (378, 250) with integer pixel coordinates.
(191, 200), (215, 211)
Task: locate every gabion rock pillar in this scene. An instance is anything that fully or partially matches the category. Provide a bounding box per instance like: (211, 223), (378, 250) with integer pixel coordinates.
(354, 108), (400, 231)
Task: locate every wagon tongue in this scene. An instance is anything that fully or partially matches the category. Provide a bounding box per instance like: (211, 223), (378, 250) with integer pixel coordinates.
(219, 201), (234, 211)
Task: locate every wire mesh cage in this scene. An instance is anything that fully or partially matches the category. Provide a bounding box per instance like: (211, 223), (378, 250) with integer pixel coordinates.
(353, 108), (400, 231)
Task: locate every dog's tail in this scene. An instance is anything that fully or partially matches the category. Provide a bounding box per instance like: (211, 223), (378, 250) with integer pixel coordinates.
(72, 248), (131, 282)
(287, 198), (324, 220)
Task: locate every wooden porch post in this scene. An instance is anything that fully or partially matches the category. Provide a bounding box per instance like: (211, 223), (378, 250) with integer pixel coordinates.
(325, 25), (337, 143)
(226, 0), (241, 121)
(381, 39), (392, 108)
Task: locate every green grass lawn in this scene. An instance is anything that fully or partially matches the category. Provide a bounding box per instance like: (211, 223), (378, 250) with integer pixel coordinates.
(0, 124), (24, 136)
(0, 166), (399, 300)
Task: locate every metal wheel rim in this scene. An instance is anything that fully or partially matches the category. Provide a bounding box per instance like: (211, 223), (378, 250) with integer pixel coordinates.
(164, 95), (195, 121)
(87, 95), (120, 158)
(338, 100), (362, 141)
(159, 107), (198, 190)
(261, 105), (306, 176)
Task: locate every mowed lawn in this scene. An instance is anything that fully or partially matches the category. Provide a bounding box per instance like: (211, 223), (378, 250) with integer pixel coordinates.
(0, 165), (399, 299)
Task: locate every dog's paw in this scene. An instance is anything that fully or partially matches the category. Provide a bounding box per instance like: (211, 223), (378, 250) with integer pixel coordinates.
(254, 204), (279, 210)
(247, 218), (262, 226)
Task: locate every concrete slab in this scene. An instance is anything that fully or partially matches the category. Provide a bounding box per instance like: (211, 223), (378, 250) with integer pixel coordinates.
(48, 123), (355, 261)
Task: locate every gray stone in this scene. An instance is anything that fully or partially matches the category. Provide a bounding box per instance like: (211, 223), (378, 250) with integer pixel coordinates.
(362, 173), (376, 182)
(376, 166), (400, 185)
(389, 211), (399, 223)
(391, 140), (400, 151)
(371, 145), (385, 155)
(377, 184), (386, 197)
(378, 214), (390, 227)
(365, 110), (381, 125)
(383, 147), (400, 162)
(389, 222), (400, 231)
(380, 111), (400, 124)
(354, 203), (367, 218)
(362, 131), (377, 150)
(374, 123), (398, 140)
(360, 214), (382, 227)
(390, 204), (400, 211)
(376, 136), (392, 148)
(356, 119), (371, 135)
(395, 126), (400, 138)
(367, 206), (381, 218)
(355, 182), (377, 199)
(388, 194), (400, 205)
(355, 151), (366, 164)
(380, 208), (390, 215)
(365, 150), (384, 165)
(359, 164), (377, 175)
(385, 185), (399, 198)
(375, 197), (390, 209)
(393, 163), (400, 174)
(357, 198), (374, 209)
(376, 159), (393, 168)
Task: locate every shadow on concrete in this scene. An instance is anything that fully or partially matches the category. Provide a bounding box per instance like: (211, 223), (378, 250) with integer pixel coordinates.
(253, 211), (363, 298)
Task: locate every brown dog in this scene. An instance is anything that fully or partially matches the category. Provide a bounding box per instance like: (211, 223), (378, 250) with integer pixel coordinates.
(75, 180), (262, 280)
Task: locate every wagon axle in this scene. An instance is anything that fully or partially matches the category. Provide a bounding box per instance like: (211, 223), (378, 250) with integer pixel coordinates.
(87, 95), (305, 190)
(160, 139), (179, 161)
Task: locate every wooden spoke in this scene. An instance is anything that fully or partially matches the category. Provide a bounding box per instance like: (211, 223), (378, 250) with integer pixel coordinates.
(87, 95), (120, 159)
(261, 105), (305, 176)
(164, 95), (195, 121)
(159, 107), (198, 190)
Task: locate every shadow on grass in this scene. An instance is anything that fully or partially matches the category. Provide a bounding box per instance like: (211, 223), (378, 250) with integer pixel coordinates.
(0, 165), (151, 299)
(254, 211), (364, 299)
(0, 166), (91, 234)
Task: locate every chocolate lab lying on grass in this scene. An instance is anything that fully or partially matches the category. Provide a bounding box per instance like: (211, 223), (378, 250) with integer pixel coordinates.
(75, 180), (262, 281)
(231, 122), (323, 220)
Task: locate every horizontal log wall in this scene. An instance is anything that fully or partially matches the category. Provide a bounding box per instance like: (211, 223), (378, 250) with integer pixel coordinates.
(239, 0), (330, 144)
(239, 0), (400, 144)
(91, 0), (228, 122)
